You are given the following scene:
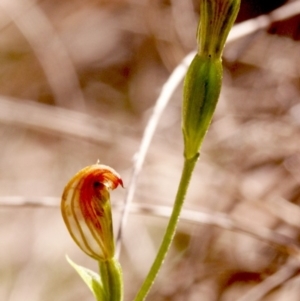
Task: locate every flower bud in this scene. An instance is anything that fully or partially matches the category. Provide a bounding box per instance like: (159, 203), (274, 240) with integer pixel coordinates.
(182, 54), (222, 159)
(182, 0), (240, 159)
(61, 164), (123, 261)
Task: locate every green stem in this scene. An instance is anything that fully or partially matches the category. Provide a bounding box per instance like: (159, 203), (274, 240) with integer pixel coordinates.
(99, 258), (123, 301)
(133, 153), (199, 301)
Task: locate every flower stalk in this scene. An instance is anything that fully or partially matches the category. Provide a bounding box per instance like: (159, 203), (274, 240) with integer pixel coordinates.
(99, 258), (123, 301)
(134, 1), (240, 300)
(133, 155), (199, 301)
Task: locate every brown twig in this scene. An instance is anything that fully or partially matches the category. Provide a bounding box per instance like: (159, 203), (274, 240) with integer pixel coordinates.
(1, 196), (298, 253)
(0, 96), (110, 144)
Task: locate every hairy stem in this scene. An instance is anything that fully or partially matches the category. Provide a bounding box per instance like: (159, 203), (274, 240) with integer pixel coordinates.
(133, 153), (199, 301)
(99, 258), (123, 301)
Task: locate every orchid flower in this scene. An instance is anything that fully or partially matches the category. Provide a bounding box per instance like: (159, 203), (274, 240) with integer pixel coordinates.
(61, 164), (123, 261)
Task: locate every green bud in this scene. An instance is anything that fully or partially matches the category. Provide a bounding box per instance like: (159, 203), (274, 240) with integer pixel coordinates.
(182, 54), (222, 159)
(182, 0), (240, 159)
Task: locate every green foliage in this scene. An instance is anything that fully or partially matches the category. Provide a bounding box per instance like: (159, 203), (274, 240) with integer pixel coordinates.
(66, 256), (105, 301)
(66, 256), (123, 301)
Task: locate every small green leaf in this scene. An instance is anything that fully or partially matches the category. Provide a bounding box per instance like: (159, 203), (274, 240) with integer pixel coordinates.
(66, 255), (105, 301)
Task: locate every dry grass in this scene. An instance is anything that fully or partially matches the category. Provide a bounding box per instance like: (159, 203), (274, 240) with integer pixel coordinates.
(1, 0), (300, 301)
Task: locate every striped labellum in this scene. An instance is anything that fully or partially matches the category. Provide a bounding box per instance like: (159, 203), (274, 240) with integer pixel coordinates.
(61, 164), (123, 261)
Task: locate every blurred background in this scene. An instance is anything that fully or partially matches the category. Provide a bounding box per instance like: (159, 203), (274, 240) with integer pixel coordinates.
(1, 0), (300, 300)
